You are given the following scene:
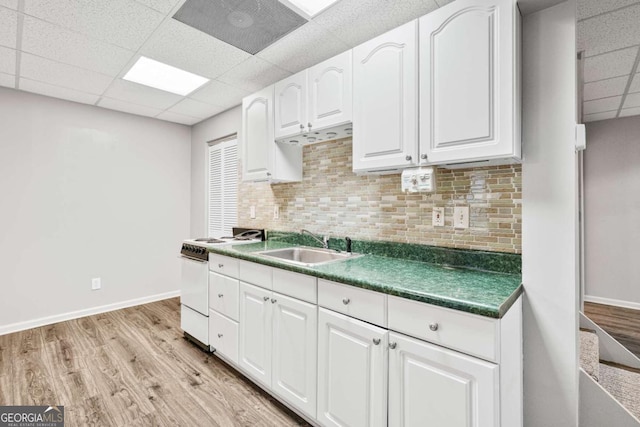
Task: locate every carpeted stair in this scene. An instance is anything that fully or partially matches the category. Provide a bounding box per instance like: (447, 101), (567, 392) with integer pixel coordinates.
(580, 329), (640, 421)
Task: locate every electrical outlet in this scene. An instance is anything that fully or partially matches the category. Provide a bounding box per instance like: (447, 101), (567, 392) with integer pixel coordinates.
(273, 204), (280, 220)
(432, 207), (444, 227)
(92, 277), (101, 290)
(453, 206), (470, 229)
(250, 206), (256, 219)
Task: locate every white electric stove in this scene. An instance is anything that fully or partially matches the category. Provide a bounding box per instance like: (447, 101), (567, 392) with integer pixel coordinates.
(180, 228), (265, 349)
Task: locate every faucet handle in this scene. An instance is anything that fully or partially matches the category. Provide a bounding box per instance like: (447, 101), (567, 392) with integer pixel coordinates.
(322, 235), (329, 249)
(345, 237), (352, 253)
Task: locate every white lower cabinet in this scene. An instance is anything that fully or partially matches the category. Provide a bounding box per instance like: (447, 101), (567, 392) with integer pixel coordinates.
(388, 332), (498, 427)
(317, 308), (388, 427)
(239, 281), (318, 419)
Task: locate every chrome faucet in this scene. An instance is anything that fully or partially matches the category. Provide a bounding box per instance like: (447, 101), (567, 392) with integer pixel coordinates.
(301, 229), (329, 249)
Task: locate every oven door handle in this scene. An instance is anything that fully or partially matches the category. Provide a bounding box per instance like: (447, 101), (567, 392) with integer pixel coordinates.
(180, 255), (207, 263)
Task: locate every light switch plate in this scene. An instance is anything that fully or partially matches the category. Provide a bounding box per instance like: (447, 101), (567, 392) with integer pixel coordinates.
(273, 204), (280, 220)
(92, 277), (101, 290)
(453, 206), (469, 229)
(432, 207), (444, 227)
(250, 206), (256, 219)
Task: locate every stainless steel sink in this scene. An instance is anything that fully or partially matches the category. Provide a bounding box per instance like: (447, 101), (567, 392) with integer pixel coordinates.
(256, 246), (363, 267)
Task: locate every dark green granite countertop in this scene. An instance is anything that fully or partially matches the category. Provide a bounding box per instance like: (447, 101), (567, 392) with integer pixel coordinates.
(208, 240), (522, 319)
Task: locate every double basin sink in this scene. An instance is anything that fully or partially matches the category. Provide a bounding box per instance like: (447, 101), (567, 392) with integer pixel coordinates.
(257, 246), (363, 267)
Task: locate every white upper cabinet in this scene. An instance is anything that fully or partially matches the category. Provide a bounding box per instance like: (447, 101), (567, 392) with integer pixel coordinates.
(274, 51), (353, 145)
(308, 50), (353, 132)
(242, 86), (302, 182)
(419, 0), (521, 165)
(352, 20), (419, 173)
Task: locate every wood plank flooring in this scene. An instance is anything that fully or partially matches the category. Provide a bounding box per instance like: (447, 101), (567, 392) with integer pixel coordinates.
(0, 298), (308, 426)
(584, 301), (640, 358)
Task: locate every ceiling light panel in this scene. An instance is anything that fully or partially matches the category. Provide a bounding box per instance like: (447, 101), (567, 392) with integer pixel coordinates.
(123, 56), (209, 96)
(278, 0), (341, 18)
(172, 0), (308, 55)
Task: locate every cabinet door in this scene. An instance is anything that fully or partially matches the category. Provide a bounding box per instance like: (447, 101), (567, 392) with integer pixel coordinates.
(419, 0), (518, 164)
(275, 71), (308, 139)
(353, 20), (419, 172)
(388, 332), (499, 427)
(317, 308), (387, 427)
(239, 282), (272, 387)
(308, 51), (353, 131)
(271, 293), (317, 418)
(242, 86), (274, 181)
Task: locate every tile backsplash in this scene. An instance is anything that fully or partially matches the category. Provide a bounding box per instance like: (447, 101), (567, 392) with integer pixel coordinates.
(239, 138), (521, 254)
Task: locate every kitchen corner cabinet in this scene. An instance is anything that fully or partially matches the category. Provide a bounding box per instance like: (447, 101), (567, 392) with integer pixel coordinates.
(419, 0), (521, 165)
(352, 20), (419, 174)
(317, 308), (387, 427)
(242, 86), (302, 182)
(274, 51), (353, 143)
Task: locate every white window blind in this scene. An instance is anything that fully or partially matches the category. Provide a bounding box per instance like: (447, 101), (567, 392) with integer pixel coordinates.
(208, 137), (238, 237)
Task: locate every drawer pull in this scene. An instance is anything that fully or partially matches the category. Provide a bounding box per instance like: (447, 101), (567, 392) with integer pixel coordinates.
(429, 322), (439, 332)
(342, 298), (350, 305)
(389, 342), (397, 350)
(218, 264), (224, 268)
(263, 296), (270, 301)
(217, 333), (223, 338)
(271, 298), (277, 304)
(372, 338), (381, 345)
(218, 293), (224, 298)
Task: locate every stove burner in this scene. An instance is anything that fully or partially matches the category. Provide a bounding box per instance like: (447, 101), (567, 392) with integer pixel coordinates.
(194, 238), (225, 244)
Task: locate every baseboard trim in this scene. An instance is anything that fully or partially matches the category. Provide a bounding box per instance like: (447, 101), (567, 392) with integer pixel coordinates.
(584, 295), (640, 311)
(0, 290), (181, 336)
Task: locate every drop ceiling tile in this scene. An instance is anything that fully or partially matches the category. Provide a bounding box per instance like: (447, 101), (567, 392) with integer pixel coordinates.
(102, 79), (183, 110)
(583, 47), (637, 82)
(623, 92), (640, 108)
(22, 16), (135, 76)
(19, 78), (99, 105)
(24, 0), (165, 51)
(0, 8), (17, 48)
(218, 57), (290, 93)
(0, 0), (18, 9)
(257, 21), (350, 74)
(578, 0), (640, 20)
(167, 98), (224, 119)
(134, 0), (182, 14)
(156, 110), (201, 125)
(20, 53), (114, 95)
(141, 19), (250, 80)
(189, 80), (249, 109)
(583, 96), (622, 115)
(0, 72), (14, 88)
(583, 111), (618, 122)
(619, 106), (640, 117)
(577, 4), (640, 57)
(583, 76), (629, 101)
(0, 45), (15, 75)
(629, 73), (640, 93)
(312, 0), (439, 47)
(98, 97), (163, 118)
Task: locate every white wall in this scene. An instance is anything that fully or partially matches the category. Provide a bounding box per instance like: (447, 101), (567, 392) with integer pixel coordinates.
(190, 106), (241, 238)
(521, 1), (579, 426)
(584, 116), (640, 309)
(0, 88), (191, 333)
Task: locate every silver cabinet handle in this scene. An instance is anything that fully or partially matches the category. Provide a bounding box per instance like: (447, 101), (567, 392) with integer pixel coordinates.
(342, 298), (350, 305)
(373, 338), (381, 345)
(271, 298), (277, 304)
(389, 342), (397, 349)
(218, 264), (224, 268)
(263, 296), (270, 301)
(429, 323), (439, 331)
(218, 333), (223, 338)
(266, 172), (272, 176)
(218, 293), (224, 298)
(406, 155), (412, 161)
(421, 153), (428, 160)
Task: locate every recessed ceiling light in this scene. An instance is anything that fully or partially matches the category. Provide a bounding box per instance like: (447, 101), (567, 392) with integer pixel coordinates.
(123, 56), (209, 96)
(278, 0), (340, 18)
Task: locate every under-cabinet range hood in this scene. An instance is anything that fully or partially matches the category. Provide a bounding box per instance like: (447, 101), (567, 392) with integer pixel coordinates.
(276, 123), (353, 146)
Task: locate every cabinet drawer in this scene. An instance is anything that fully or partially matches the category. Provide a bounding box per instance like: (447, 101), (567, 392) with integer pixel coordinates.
(318, 280), (387, 327)
(209, 310), (239, 365)
(209, 254), (239, 278)
(388, 296), (498, 362)
(239, 260), (272, 289)
(273, 268), (317, 304)
(209, 272), (239, 321)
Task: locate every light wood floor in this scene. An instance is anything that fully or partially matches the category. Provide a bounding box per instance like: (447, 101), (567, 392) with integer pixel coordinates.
(0, 298), (307, 426)
(584, 301), (640, 359)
